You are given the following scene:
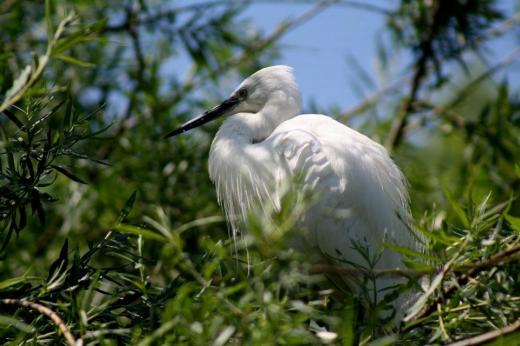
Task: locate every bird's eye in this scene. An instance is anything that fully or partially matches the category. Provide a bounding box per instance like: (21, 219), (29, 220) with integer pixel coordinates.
(238, 88), (248, 99)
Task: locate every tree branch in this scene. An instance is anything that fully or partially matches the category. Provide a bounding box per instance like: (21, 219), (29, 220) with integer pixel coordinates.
(102, 0), (390, 33)
(338, 74), (412, 121)
(447, 45), (520, 109)
(385, 0), (443, 151)
(0, 298), (81, 346)
(102, 1), (231, 32)
(400, 44), (520, 139)
(445, 318), (520, 346)
(402, 99), (466, 135)
(336, 12), (520, 127)
(408, 244), (520, 322)
(311, 244), (520, 280)
(383, 8), (520, 151)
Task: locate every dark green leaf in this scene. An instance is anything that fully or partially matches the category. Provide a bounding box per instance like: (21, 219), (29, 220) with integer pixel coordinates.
(47, 239), (69, 281)
(115, 224), (166, 242)
(51, 164), (87, 184)
(505, 214), (520, 233)
(1, 109), (24, 130)
(0, 315), (36, 334)
(116, 191), (137, 225)
(45, 0), (54, 39)
(55, 54), (95, 68)
(444, 188), (470, 228)
(30, 192), (45, 225)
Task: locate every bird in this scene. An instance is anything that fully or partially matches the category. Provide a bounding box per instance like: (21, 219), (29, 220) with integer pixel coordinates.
(165, 65), (419, 318)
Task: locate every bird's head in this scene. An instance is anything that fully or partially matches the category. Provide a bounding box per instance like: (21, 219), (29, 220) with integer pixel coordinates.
(164, 65), (301, 138)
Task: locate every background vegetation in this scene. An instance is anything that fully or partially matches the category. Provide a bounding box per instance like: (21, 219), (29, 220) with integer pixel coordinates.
(1, 0), (519, 345)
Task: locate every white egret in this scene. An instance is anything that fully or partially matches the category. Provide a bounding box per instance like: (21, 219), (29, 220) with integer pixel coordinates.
(165, 65), (418, 317)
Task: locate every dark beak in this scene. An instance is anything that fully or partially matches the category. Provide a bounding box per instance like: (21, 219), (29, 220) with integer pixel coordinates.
(163, 96), (240, 138)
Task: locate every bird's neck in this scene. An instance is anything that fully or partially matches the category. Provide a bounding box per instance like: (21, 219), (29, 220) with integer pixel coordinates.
(215, 113), (270, 145)
(216, 94), (301, 144)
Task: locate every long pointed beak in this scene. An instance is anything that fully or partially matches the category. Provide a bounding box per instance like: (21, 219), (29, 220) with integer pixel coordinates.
(163, 96), (240, 138)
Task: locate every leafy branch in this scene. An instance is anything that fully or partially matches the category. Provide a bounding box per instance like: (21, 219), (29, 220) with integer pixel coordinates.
(310, 243), (520, 279)
(384, 0), (504, 150)
(0, 13), (75, 113)
(445, 318), (520, 346)
(0, 97), (109, 256)
(0, 6), (110, 256)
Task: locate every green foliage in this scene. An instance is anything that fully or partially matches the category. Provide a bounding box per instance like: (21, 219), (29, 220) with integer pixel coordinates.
(0, 11), (109, 256)
(388, 0), (503, 81)
(0, 194), (333, 345)
(402, 196), (520, 343)
(1, 0), (519, 345)
(0, 96), (105, 255)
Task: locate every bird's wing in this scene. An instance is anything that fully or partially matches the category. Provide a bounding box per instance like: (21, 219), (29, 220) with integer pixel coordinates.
(267, 127), (345, 199)
(253, 115), (419, 313)
(209, 123), (337, 240)
(262, 115), (415, 266)
(211, 113), (416, 273)
(258, 124), (349, 248)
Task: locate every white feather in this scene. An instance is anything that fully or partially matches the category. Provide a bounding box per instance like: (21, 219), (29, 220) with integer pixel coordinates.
(205, 65), (418, 316)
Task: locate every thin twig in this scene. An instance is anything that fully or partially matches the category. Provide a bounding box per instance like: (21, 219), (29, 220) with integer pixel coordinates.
(402, 99), (466, 134)
(103, 1), (229, 32)
(338, 74), (411, 121)
(103, 0), (389, 32)
(445, 318), (520, 346)
(311, 244), (520, 279)
(486, 12), (520, 39)
(385, 0), (443, 151)
(409, 244), (520, 322)
(454, 244), (520, 277)
(0, 298), (81, 346)
(447, 45), (520, 109)
(241, 0), (338, 58)
(310, 265), (417, 279)
(384, 8), (520, 151)
(416, 100), (465, 127)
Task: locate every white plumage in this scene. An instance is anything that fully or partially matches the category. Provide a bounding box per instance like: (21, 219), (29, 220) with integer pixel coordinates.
(166, 65), (418, 317)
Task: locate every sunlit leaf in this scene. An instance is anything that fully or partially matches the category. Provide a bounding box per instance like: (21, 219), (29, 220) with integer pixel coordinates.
(404, 270), (445, 322)
(55, 54), (95, 68)
(384, 242), (435, 261)
(114, 224), (166, 242)
(0, 315), (35, 334)
(0, 274), (38, 290)
(4, 65), (32, 101)
(505, 214), (520, 233)
(444, 188), (470, 228)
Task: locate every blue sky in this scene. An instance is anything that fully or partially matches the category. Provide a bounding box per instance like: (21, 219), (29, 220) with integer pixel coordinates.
(238, 0), (520, 111)
(152, 0), (519, 120)
(241, 1), (394, 109)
